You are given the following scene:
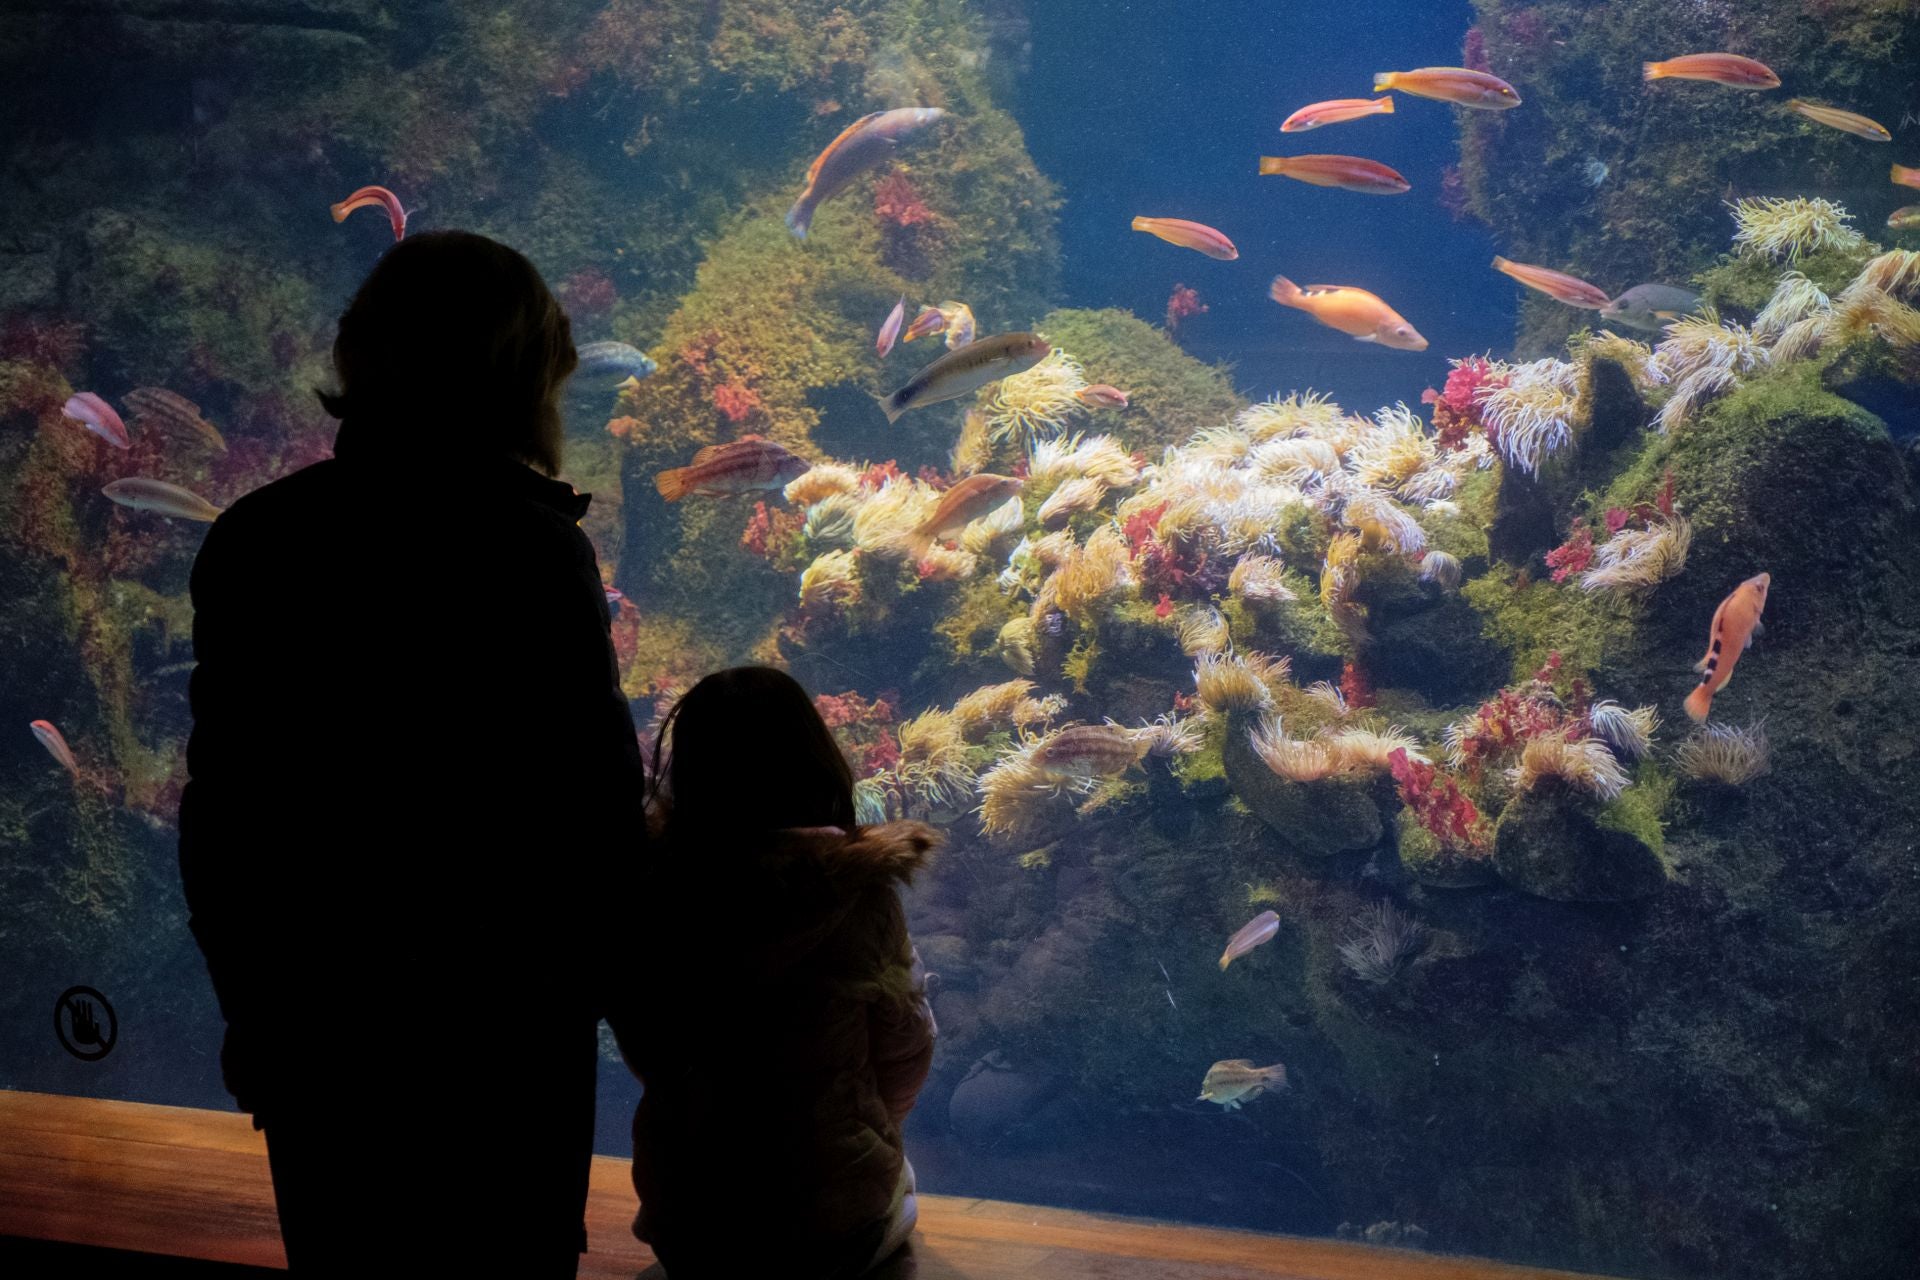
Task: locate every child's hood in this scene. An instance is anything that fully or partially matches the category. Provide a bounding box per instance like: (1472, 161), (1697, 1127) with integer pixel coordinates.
(734, 820), (941, 978)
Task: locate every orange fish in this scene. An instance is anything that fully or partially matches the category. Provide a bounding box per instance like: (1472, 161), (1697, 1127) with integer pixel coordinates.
(1281, 97), (1395, 133)
(1787, 100), (1891, 142)
(1893, 164), (1920, 190)
(1269, 275), (1426, 351)
(30, 719), (79, 778)
(1492, 256), (1611, 310)
(786, 108), (945, 239)
(1685, 572), (1770, 722)
(914, 473), (1024, 549)
(901, 305), (948, 343)
(1374, 67), (1520, 110)
(1258, 154), (1409, 195)
(1131, 217), (1239, 260)
(1641, 53), (1780, 89)
(331, 185), (408, 240)
(1075, 384), (1129, 409)
(655, 437), (811, 502)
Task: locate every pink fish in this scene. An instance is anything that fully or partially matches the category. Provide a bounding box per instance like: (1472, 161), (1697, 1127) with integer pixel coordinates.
(30, 720), (79, 778)
(1258, 154), (1411, 195)
(331, 184), (408, 240)
(1075, 384), (1130, 409)
(902, 305), (948, 344)
(604, 586), (626, 605)
(877, 295), (907, 358)
(1131, 217), (1239, 261)
(62, 392), (129, 449)
(1282, 96), (1396, 133)
(1219, 910), (1280, 970)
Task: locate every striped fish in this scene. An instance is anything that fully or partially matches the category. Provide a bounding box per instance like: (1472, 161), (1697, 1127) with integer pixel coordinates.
(654, 437), (810, 502)
(102, 477), (225, 522)
(1031, 723), (1146, 778)
(877, 332), (1050, 424)
(1492, 256), (1612, 310)
(1685, 572), (1770, 722)
(1257, 155), (1410, 195)
(786, 107), (945, 240)
(125, 387), (227, 453)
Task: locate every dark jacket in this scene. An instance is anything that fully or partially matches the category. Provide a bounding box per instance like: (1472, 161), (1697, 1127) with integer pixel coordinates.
(611, 820), (938, 1278)
(177, 421), (645, 1220)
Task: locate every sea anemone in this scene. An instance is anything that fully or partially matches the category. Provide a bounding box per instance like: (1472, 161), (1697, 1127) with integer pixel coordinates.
(995, 616), (1036, 675)
(1026, 434), (1083, 487)
(1253, 437), (1342, 484)
(1326, 725), (1429, 772)
(950, 408), (993, 477)
(1848, 248), (1920, 301)
(1579, 516), (1691, 593)
(1588, 700), (1659, 761)
(1729, 196), (1868, 262)
(1066, 434), (1143, 488)
(1346, 403), (1437, 495)
(1249, 716), (1342, 782)
(1655, 313), (1769, 432)
(1477, 358), (1579, 476)
(959, 496), (1027, 559)
(1507, 730), (1631, 802)
(1038, 475), (1109, 527)
(1137, 713), (1205, 758)
(976, 742), (1070, 838)
(917, 544), (979, 582)
(1419, 550), (1463, 590)
(802, 492), (860, 547)
(982, 346), (1087, 447)
(1675, 721), (1770, 785)
(1194, 650), (1290, 714)
(785, 462), (861, 506)
(853, 476), (941, 560)
(1234, 390), (1349, 442)
(1303, 680), (1350, 718)
(1753, 271), (1832, 340)
(1337, 901), (1427, 985)
(1176, 605), (1230, 657)
(1343, 490), (1427, 556)
(854, 776), (892, 824)
(1045, 525), (1135, 625)
(798, 549), (861, 613)
(952, 680), (1047, 734)
(1230, 554), (1297, 605)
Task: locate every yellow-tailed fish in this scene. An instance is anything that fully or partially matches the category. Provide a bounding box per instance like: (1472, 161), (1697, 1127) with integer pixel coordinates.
(1258, 154), (1409, 195)
(877, 332), (1051, 424)
(1492, 256), (1611, 310)
(1893, 164), (1920, 191)
(1281, 97), (1395, 133)
(1787, 100), (1891, 142)
(101, 477), (224, 522)
(1269, 275), (1426, 350)
(1130, 217), (1239, 260)
(1374, 67), (1520, 110)
(1641, 53), (1780, 89)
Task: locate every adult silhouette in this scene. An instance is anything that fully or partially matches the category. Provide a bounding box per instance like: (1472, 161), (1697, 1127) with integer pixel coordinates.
(178, 231), (645, 1275)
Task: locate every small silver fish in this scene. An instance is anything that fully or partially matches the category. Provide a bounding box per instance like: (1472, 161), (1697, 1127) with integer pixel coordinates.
(877, 332), (1050, 424)
(1219, 910), (1280, 971)
(1599, 284), (1703, 333)
(1198, 1059), (1289, 1110)
(102, 478), (224, 523)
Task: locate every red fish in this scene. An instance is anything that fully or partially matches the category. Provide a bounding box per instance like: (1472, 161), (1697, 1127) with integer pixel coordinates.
(1131, 217), (1239, 260)
(914, 473), (1024, 550)
(1281, 97), (1395, 133)
(1375, 67), (1521, 110)
(30, 719), (79, 777)
(1075, 384), (1130, 409)
(1642, 54), (1780, 89)
(331, 184), (408, 240)
(62, 392), (129, 449)
(1685, 572), (1770, 722)
(877, 295), (907, 358)
(655, 437), (811, 502)
(786, 108), (945, 239)
(1258, 154), (1410, 195)
(1492, 256), (1611, 310)
(1891, 163), (1920, 190)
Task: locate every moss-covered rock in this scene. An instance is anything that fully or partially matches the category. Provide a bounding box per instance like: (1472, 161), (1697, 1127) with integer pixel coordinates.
(1030, 307), (1243, 454)
(1222, 713), (1383, 858)
(1393, 808), (1497, 889)
(1492, 782), (1668, 901)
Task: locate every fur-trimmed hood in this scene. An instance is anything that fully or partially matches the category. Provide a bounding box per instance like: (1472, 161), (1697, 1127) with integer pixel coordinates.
(765, 820), (940, 888)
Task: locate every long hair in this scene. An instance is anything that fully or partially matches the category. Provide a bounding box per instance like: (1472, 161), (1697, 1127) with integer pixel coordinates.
(317, 230), (577, 475)
(649, 667), (857, 842)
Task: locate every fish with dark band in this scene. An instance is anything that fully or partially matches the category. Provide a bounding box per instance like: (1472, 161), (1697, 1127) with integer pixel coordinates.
(1642, 54), (1780, 89)
(1686, 572), (1770, 722)
(31, 720), (79, 778)
(1258, 154), (1410, 195)
(63, 393), (129, 449)
(1269, 276), (1426, 350)
(1131, 217), (1239, 260)
(331, 184), (408, 240)
(1374, 67), (1520, 110)
(1787, 100), (1891, 142)
(125, 387), (226, 453)
(1219, 910), (1280, 971)
(102, 477), (225, 522)
(877, 332), (1051, 424)
(1199, 1059), (1289, 1109)
(574, 341), (658, 389)
(1492, 256), (1611, 310)
(786, 108), (946, 240)
(655, 437), (811, 502)
(1281, 97), (1395, 133)
(1599, 284), (1704, 332)
(877, 296), (907, 357)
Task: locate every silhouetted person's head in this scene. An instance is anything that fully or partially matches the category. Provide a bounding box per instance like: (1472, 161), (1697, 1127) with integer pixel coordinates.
(651, 667), (857, 837)
(318, 230), (577, 476)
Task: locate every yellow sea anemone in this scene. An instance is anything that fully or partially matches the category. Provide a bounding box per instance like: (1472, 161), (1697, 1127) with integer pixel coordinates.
(1193, 650), (1290, 715)
(1325, 725), (1428, 772)
(798, 549), (861, 613)
(1579, 517), (1691, 593)
(802, 492), (860, 547)
(785, 462), (862, 507)
(1229, 554), (1296, 605)
(1589, 700), (1659, 761)
(917, 544), (979, 581)
(959, 496), (1027, 559)
(983, 346), (1088, 447)
(951, 680), (1039, 734)
(976, 743), (1067, 839)
(1345, 404), (1436, 495)
(1729, 196), (1868, 262)
(1675, 721), (1770, 785)
(1234, 390), (1348, 442)
(1249, 715), (1343, 782)
(1038, 475), (1109, 528)
(1175, 605), (1230, 657)
(1251, 437), (1342, 484)
(949, 407), (994, 477)
(1047, 525), (1135, 625)
(853, 476), (941, 560)
(1507, 730), (1630, 802)
(1343, 490), (1426, 556)
(995, 616), (1037, 675)
(1478, 358), (1579, 476)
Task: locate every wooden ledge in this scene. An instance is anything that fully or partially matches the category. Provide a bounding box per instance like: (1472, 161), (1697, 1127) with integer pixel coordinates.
(0, 1090), (1605, 1279)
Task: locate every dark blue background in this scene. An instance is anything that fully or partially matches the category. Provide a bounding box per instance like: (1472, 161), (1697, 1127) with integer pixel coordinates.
(1018, 0), (1515, 412)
